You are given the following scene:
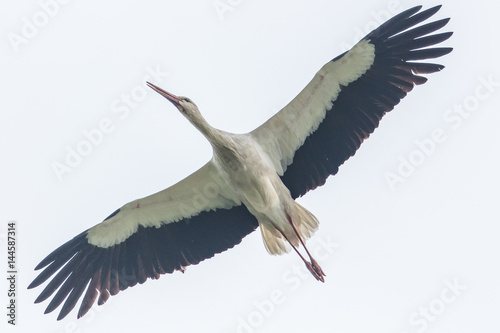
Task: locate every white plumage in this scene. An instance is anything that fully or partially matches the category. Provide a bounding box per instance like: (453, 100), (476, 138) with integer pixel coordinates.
(29, 5), (452, 320)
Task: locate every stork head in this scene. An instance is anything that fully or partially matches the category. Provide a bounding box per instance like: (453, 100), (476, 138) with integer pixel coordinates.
(146, 82), (199, 120)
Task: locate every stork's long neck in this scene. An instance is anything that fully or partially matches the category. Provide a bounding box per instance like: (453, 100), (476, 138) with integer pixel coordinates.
(189, 111), (228, 148)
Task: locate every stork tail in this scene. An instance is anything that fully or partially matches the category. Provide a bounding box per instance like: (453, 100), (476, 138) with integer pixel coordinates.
(259, 201), (319, 255)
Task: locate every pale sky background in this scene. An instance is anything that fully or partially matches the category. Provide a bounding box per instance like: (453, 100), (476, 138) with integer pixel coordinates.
(2, 0), (499, 332)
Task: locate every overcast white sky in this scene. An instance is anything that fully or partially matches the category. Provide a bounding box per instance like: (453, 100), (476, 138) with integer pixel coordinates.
(2, 0), (499, 332)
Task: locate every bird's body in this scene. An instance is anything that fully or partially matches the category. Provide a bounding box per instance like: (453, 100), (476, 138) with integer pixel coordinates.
(211, 132), (318, 256)
(29, 5), (453, 320)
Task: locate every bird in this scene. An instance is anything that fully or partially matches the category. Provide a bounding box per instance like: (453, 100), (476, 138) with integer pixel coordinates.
(29, 5), (452, 320)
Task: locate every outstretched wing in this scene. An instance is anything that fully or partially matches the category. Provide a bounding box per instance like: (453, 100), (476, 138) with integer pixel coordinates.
(29, 161), (259, 320)
(250, 5), (452, 198)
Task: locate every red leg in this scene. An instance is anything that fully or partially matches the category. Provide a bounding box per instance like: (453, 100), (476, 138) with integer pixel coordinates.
(276, 227), (325, 282)
(286, 214), (326, 281)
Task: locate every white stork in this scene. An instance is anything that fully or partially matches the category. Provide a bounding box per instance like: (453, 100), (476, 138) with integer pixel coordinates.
(29, 5), (452, 320)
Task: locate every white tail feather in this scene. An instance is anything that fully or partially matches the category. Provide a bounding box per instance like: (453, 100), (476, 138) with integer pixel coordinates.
(260, 201), (319, 255)
(260, 222), (290, 255)
(294, 201), (319, 239)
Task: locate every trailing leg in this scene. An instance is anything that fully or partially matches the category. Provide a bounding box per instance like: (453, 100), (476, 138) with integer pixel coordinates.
(276, 227), (325, 282)
(285, 213), (326, 281)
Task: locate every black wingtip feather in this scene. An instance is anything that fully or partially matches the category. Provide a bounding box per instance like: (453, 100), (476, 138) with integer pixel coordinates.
(57, 264), (94, 320)
(388, 31), (453, 53)
(77, 270), (101, 319)
(390, 18), (451, 44)
(408, 62), (445, 74)
(364, 5), (422, 41)
(34, 231), (88, 270)
(400, 47), (453, 61)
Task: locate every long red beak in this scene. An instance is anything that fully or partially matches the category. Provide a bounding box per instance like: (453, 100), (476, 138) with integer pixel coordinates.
(147, 82), (181, 106)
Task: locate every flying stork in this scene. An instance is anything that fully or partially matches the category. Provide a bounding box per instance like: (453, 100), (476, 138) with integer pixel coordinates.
(29, 5), (453, 320)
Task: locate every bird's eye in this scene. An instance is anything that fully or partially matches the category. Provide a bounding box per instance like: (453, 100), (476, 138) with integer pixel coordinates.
(183, 98), (192, 103)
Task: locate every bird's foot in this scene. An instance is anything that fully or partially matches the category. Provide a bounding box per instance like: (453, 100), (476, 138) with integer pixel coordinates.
(305, 259), (326, 283)
(311, 258), (326, 278)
